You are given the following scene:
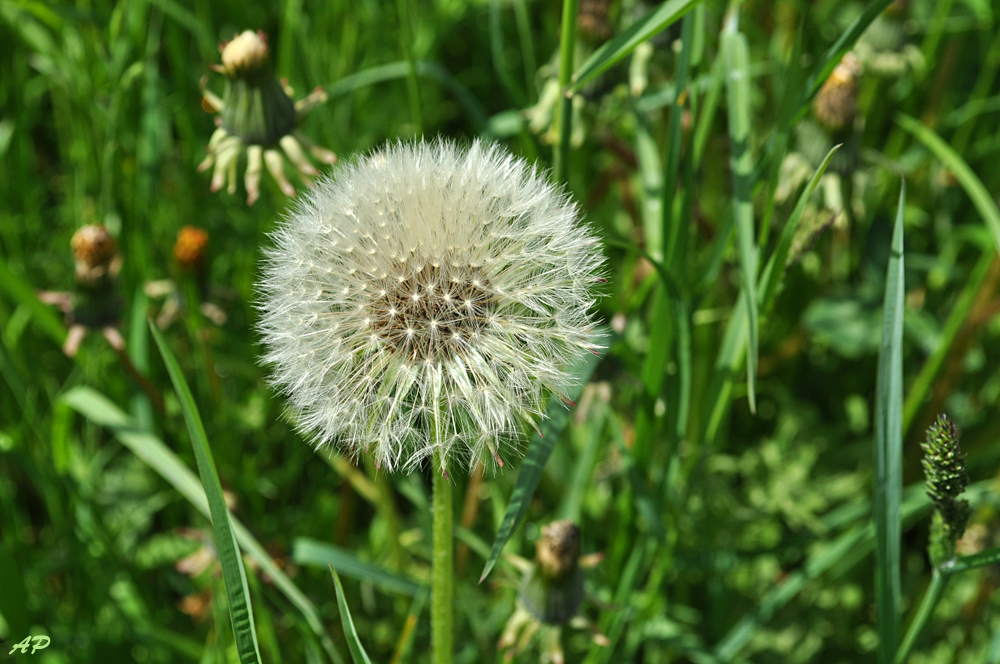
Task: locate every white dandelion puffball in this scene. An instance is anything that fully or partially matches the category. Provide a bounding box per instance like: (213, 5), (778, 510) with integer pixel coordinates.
(257, 139), (604, 472)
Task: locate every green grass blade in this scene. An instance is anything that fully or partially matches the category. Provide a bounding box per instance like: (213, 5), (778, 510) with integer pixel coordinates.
(896, 113), (1000, 257)
(0, 260), (67, 345)
(322, 61), (487, 130)
(293, 538), (426, 597)
(723, 24), (758, 414)
(759, 144), (841, 313)
(874, 180), (906, 664)
(570, 0), (702, 93)
(329, 566), (375, 664)
(947, 546), (1000, 575)
(489, 0), (525, 105)
(902, 249), (994, 436)
(149, 322), (262, 664)
(61, 385), (342, 663)
(662, 14), (694, 266)
(479, 345), (604, 582)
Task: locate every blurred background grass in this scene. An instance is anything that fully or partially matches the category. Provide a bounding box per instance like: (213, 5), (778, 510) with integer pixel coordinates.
(3, 0), (1000, 662)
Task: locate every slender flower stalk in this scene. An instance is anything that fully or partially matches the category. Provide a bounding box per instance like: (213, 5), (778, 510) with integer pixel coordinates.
(257, 139), (604, 661)
(553, 0), (581, 183)
(431, 447), (453, 663)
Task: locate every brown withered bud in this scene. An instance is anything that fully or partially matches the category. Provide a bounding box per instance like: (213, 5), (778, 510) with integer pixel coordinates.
(174, 226), (210, 272)
(536, 520), (581, 579)
(813, 52), (862, 131)
(71, 224), (117, 268)
(71, 225), (120, 287)
(577, 0), (614, 43)
(219, 30), (270, 77)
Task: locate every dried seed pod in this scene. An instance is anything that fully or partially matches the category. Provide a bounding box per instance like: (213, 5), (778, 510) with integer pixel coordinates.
(71, 224), (118, 285)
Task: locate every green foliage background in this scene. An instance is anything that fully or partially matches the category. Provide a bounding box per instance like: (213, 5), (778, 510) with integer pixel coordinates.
(3, 0), (1000, 662)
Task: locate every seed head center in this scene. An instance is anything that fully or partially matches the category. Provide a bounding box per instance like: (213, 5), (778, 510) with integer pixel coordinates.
(368, 263), (496, 361)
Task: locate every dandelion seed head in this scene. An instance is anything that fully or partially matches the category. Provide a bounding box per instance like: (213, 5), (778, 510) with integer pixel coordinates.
(257, 139), (604, 472)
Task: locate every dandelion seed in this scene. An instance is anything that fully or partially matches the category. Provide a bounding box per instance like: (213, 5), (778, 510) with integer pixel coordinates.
(257, 139), (604, 472)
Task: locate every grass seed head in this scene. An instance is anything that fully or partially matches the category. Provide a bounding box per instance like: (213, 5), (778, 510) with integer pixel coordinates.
(922, 414), (973, 565)
(257, 139), (605, 473)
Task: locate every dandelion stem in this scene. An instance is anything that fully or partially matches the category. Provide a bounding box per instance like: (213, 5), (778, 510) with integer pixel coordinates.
(553, 0), (579, 183)
(431, 445), (454, 664)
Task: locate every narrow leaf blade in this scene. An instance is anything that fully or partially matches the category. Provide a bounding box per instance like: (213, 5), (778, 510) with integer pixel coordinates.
(150, 323), (262, 664)
(570, 0), (702, 92)
(294, 539), (426, 597)
(330, 566), (375, 664)
(874, 180), (906, 663)
(896, 113), (1000, 257)
(61, 385), (341, 662)
(759, 143), (842, 312)
(723, 26), (758, 414)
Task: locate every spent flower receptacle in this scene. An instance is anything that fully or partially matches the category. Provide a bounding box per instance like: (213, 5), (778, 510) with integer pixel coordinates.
(199, 30), (337, 205)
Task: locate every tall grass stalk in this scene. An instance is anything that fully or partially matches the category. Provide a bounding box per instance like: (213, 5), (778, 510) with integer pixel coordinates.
(553, 0), (579, 183)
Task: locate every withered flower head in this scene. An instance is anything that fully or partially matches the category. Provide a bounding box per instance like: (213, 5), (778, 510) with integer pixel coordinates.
(536, 520), (581, 579)
(519, 520), (586, 625)
(220, 30), (270, 76)
(812, 52), (863, 131)
(577, 0), (614, 43)
(71, 225), (117, 269)
(199, 30), (337, 205)
(174, 226), (210, 272)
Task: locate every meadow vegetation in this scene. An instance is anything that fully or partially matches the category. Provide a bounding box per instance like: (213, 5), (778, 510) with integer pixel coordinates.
(3, 0), (1000, 662)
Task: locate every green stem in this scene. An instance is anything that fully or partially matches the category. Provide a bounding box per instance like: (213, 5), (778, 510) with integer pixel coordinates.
(894, 569), (949, 664)
(431, 447), (454, 664)
(396, 0), (423, 134)
(552, 0), (579, 183)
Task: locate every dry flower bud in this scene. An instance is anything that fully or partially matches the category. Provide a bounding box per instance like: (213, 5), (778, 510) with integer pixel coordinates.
(519, 520), (586, 625)
(174, 226), (210, 271)
(578, 0), (614, 42)
(813, 52), (862, 131)
(220, 30), (270, 76)
(536, 520), (581, 579)
(71, 225), (117, 269)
